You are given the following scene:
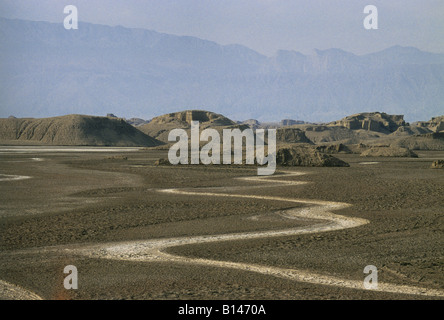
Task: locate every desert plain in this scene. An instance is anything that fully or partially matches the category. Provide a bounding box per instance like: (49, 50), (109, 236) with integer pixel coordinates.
(0, 146), (442, 300)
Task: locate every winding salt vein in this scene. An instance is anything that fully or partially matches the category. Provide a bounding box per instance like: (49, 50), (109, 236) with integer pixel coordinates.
(0, 174), (31, 181)
(0, 280), (42, 300)
(77, 171), (444, 297)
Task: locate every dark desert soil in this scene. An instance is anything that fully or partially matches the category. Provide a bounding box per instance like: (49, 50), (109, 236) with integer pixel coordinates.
(0, 147), (442, 300)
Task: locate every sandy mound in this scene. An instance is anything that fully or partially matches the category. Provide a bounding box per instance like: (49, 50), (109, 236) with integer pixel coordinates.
(387, 132), (444, 151)
(391, 126), (432, 136)
(360, 146), (418, 157)
(276, 146), (349, 167)
(0, 115), (162, 147)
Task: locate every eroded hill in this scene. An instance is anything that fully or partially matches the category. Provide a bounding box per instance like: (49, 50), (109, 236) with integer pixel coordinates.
(139, 110), (248, 143)
(0, 114), (162, 147)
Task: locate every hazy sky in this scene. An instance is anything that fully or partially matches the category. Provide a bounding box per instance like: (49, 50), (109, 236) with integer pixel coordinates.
(1, 0), (443, 56)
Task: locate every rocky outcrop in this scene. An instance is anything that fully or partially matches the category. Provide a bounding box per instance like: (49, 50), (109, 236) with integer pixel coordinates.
(241, 119), (260, 126)
(413, 116), (444, 133)
(330, 112), (406, 133)
(149, 110), (236, 127)
(125, 118), (151, 127)
(315, 143), (352, 154)
(360, 146), (418, 157)
(276, 128), (313, 144)
(276, 146), (350, 167)
(140, 110), (246, 143)
(431, 160), (444, 168)
(305, 125), (328, 132)
(421, 132), (444, 140)
(280, 119), (305, 126)
(154, 158), (171, 166)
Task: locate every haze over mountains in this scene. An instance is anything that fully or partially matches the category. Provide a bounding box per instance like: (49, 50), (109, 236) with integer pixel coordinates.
(1, 17), (444, 123)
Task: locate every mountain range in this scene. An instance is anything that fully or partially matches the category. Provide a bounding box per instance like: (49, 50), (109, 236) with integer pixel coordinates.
(1, 17), (444, 123)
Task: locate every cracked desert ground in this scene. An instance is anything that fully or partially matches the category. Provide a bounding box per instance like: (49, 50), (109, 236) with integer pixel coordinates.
(0, 147), (443, 300)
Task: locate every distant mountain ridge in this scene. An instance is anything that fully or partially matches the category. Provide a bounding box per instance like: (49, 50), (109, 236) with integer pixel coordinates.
(1, 17), (444, 122)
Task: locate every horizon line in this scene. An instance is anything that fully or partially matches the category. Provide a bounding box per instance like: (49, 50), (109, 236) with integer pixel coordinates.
(1, 16), (444, 57)
(2, 110), (442, 124)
